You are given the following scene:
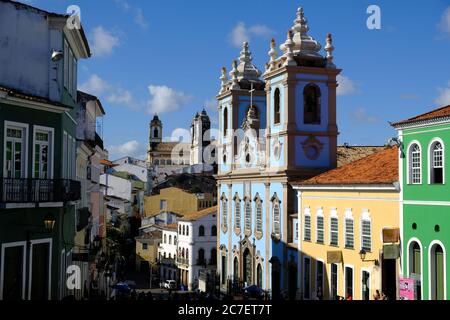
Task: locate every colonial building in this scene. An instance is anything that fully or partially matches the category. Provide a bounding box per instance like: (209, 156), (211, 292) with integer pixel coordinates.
(0, 0), (90, 299)
(177, 206), (217, 291)
(293, 147), (401, 300)
(157, 224), (178, 283)
(216, 6), (341, 298)
(392, 104), (450, 300)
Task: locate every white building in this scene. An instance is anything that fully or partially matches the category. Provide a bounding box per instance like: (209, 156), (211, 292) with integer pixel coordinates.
(100, 173), (132, 201)
(176, 206), (218, 291)
(157, 224), (178, 282)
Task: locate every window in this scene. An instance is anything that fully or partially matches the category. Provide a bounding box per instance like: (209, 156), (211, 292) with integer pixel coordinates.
(169, 235), (172, 245)
(182, 225), (185, 235)
(362, 270), (370, 300)
(303, 84), (321, 124)
(211, 225), (217, 236)
(304, 210), (311, 241)
(198, 248), (205, 265)
(430, 141), (444, 184)
(235, 197), (241, 231)
(223, 107), (228, 136)
(316, 211), (324, 244)
(174, 236), (177, 245)
(316, 260), (324, 294)
(221, 256), (227, 284)
(345, 212), (354, 249)
(221, 196), (228, 229)
(142, 243), (148, 250)
(199, 225), (205, 237)
(303, 257), (311, 299)
(330, 214), (339, 246)
(244, 199), (251, 233)
(33, 128), (53, 179)
(160, 200), (167, 210)
(409, 143), (421, 184)
(345, 266), (353, 300)
(274, 88), (281, 125)
(273, 201), (281, 237)
(257, 264), (263, 288)
(361, 215), (371, 252)
(294, 220), (299, 241)
(179, 225), (182, 234)
(255, 196), (263, 234)
(153, 128), (159, 138)
(5, 123), (27, 179)
(186, 226), (189, 236)
(331, 263), (338, 300)
(164, 234), (167, 243)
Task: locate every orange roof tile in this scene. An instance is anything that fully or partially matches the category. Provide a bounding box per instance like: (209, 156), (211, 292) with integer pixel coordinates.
(392, 104), (450, 127)
(180, 206), (217, 221)
(296, 147), (398, 185)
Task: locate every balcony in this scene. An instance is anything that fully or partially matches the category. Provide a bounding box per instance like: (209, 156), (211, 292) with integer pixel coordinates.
(176, 257), (189, 266)
(1, 178), (81, 203)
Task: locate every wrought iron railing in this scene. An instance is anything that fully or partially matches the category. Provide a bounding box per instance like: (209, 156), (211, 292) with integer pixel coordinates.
(1, 178), (81, 203)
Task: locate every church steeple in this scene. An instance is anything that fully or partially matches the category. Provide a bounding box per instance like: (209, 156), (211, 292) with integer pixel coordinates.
(149, 114), (162, 147)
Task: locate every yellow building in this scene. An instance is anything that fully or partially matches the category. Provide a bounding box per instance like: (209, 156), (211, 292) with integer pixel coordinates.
(144, 187), (214, 217)
(292, 147), (401, 300)
(135, 229), (161, 272)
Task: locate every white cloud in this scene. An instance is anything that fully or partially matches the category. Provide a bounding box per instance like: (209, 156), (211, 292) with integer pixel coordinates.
(439, 7), (450, 34)
(337, 75), (357, 96)
(106, 89), (140, 110)
(108, 140), (146, 159)
(79, 74), (110, 96)
(435, 81), (450, 106)
(90, 26), (120, 57)
(352, 107), (378, 124)
(229, 22), (274, 47)
(114, 0), (131, 11)
(147, 85), (192, 114)
(134, 9), (149, 29)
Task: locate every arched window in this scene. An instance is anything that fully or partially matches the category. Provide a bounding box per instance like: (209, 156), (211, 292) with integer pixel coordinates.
(186, 248), (189, 263)
(182, 248), (185, 258)
(303, 84), (321, 124)
(179, 225), (182, 234)
(221, 195), (228, 230)
(223, 107), (228, 136)
(169, 235), (172, 245)
(210, 248), (217, 265)
(211, 225), (217, 236)
(244, 199), (252, 233)
(361, 214), (371, 252)
(153, 128), (159, 138)
(199, 225), (205, 237)
(274, 88), (281, 125)
(198, 248), (205, 265)
(182, 225), (185, 235)
(273, 200), (281, 237)
(257, 264), (263, 288)
(430, 141), (444, 184)
(233, 257), (239, 280)
(164, 234), (167, 243)
(234, 195), (241, 232)
(243, 248), (252, 285)
(186, 225), (189, 236)
(174, 236), (177, 245)
(255, 195), (263, 234)
(409, 143), (421, 184)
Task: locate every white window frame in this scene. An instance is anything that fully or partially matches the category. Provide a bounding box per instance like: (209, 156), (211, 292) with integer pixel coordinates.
(234, 196), (241, 231)
(360, 210), (372, 252)
(28, 238), (52, 300)
(255, 198), (263, 233)
(0, 241), (27, 300)
(3, 121), (29, 179)
(407, 140), (422, 185)
(361, 268), (371, 300)
(428, 240), (447, 300)
(244, 199), (252, 232)
(344, 264), (354, 299)
(32, 125), (54, 179)
(329, 209), (339, 247)
(316, 208), (324, 244)
(303, 207), (311, 242)
(406, 237), (424, 299)
(221, 196), (228, 229)
(428, 138), (445, 185)
(272, 200), (281, 237)
(344, 209), (354, 249)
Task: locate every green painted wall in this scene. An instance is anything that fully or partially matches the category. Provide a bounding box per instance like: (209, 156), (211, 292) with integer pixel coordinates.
(401, 122), (450, 300)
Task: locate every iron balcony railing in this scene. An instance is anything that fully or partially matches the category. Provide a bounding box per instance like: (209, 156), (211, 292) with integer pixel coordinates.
(1, 178), (81, 203)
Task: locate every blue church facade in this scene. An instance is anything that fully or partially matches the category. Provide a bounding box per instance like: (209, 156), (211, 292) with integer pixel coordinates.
(216, 7), (341, 299)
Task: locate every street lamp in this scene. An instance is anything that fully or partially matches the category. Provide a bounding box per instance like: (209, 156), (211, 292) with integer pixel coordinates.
(359, 249), (379, 265)
(43, 213), (56, 232)
(93, 235), (101, 250)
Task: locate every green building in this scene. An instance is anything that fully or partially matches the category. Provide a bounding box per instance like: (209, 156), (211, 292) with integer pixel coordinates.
(392, 104), (450, 300)
(0, 1), (90, 300)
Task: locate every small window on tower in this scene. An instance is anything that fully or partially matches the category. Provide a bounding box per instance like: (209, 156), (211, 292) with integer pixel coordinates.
(274, 88), (281, 125)
(303, 84), (321, 124)
(153, 128), (159, 138)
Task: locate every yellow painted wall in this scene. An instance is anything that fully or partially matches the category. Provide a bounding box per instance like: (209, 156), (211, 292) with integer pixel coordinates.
(299, 190), (400, 300)
(135, 240), (158, 270)
(144, 187), (214, 217)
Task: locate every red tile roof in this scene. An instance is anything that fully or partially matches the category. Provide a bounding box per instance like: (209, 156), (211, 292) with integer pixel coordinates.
(296, 147), (398, 186)
(392, 105), (450, 127)
(180, 206), (217, 221)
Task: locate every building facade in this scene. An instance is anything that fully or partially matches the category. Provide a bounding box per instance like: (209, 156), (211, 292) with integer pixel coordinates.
(392, 104), (450, 300)
(293, 147), (401, 300)
(158, 224), (178, 283)
(0, 0), (90, 300)
(216, 6), (340, 298)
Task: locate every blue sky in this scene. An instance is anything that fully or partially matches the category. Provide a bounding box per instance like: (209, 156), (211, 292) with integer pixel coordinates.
(25, 0), (450, 160)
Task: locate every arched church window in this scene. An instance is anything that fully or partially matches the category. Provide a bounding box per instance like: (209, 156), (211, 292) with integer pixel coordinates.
(244, 198), (252, 235)
(153, 128), (159, 138)
(303, 84), (321, 124)
(223, 107), (228, 136)
(274, 88), (281, 125)
(254, 195), (263, 235)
